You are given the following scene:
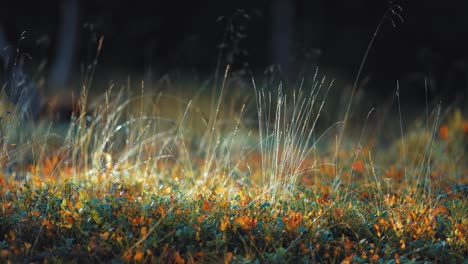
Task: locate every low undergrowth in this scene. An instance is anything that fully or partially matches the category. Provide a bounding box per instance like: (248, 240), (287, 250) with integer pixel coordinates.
(0, 75), (467, 263)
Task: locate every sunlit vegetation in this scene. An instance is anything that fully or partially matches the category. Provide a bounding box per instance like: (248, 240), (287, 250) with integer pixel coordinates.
(0, 69), (466, 263)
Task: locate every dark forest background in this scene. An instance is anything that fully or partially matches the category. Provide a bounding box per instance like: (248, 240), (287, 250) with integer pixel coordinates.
(0, 0), (467, 111)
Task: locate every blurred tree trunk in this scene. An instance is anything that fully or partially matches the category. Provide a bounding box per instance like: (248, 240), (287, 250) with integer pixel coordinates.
(270, 0), (294, 78)
(49, 0), (78, 91)
(0, 0), (78, 119)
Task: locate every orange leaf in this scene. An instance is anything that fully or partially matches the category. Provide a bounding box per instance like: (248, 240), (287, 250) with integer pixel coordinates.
(344, 237), (353, 254)
(123, 251), (133, 261)
(342, 254), (355, 264)
(159, 206), (166, 217)
(371, 254), (380, 261)
(174, 251), (185, 264)
(8, 231), (16, 241)
(133, 216), (144, 225)
(141, 226), (147, 237)
(283, 211), (303, 231)
(0, 250), (9, 258)
(134, 249), (144, 262)
(31, 210), (40, 217)
(373, 224), (381, 237)
(439, 124), (449, 140)
(43, 155), (60, 177)
(24, 242), (31, 250)
(203, 200), (211, 211)
(400, 239), (406, 249)
(220, 215), (230, 231)
(300, 243), (309, 254)
(197, 215), (206, 223)
(394, 253), (401, 264)
(41, 219), (54, 229)
(433, 205), (448, 216)
(385, 165), (403, 181)
(224, 252), (233, 264)
(235, 215), (256, 231)
(463, 121), (468, 134)
(352, 160), (364, 172)
(100, 232), (110, 240)
(317, 193), (332, 205)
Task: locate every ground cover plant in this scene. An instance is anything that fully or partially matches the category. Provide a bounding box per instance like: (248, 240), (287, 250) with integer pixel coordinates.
(0, 62), (466, 263)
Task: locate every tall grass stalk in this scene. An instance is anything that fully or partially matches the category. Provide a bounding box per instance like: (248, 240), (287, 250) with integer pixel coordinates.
(337, 4), (403, 168)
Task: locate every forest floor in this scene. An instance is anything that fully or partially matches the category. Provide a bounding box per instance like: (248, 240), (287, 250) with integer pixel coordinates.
(0, 75), (467, 263)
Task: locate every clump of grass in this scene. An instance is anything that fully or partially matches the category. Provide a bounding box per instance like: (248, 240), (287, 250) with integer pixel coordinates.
(253, 71), (334, 202)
